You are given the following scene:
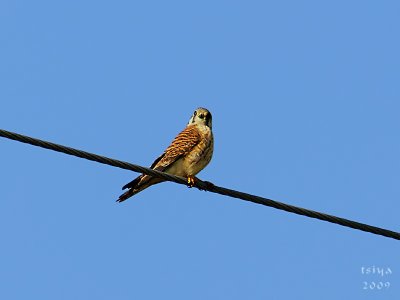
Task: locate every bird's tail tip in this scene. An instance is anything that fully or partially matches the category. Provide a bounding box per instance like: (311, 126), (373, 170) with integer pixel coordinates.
(116, 189), (135, 203)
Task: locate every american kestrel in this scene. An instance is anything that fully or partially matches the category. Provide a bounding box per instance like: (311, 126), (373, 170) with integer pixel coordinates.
(117, 107), (214, 202)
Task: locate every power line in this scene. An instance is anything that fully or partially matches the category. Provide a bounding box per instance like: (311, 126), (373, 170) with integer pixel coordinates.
(0, 128), (399, 241)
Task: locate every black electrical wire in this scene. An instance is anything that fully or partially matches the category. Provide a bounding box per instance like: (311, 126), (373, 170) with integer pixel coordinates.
(1, 128), (399, 241)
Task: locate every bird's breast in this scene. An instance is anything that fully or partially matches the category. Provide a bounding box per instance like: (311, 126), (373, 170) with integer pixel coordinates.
(184, 127), (213, 176)
(164, 125), (213, 178)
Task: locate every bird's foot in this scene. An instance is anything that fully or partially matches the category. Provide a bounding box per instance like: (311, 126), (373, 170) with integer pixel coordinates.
(187, 176), (196, 188)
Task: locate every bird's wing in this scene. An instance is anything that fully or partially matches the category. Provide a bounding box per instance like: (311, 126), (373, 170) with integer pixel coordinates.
(119, 125), (202, 196)
(153, 124), (201, 172)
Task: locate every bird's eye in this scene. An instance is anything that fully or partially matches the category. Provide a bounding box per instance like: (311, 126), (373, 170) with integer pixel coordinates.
(199, 114), (204, 119)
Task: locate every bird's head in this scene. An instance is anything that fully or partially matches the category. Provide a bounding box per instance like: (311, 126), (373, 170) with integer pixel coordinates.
(188, 107), (212, 128)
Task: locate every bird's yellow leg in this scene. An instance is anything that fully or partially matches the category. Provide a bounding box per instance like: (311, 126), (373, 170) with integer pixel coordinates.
(187, 176), (195, 188)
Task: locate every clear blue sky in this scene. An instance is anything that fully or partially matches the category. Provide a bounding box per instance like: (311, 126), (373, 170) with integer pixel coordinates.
(1, 1), (399, 299)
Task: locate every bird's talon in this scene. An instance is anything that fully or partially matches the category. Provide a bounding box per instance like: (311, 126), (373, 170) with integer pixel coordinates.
(187, 176), (195, 188)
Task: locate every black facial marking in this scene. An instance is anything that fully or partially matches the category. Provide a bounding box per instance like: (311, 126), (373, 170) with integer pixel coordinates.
(192, 111), (197, 123)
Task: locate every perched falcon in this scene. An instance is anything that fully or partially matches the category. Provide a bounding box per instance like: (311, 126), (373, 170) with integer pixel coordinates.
(117, 107), (214, 202)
